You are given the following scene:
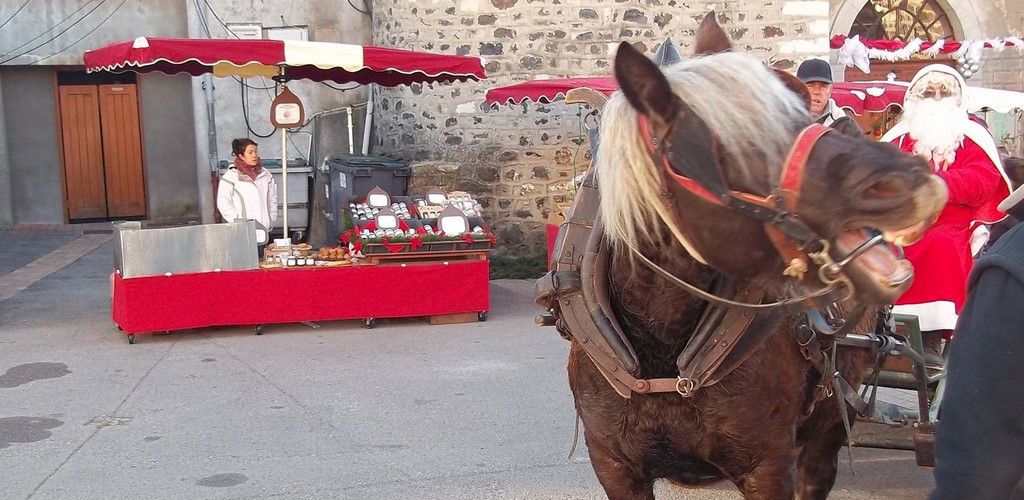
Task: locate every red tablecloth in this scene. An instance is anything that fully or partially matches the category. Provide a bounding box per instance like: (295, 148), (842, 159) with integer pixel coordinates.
(546, 223), (560, 269)
(112, 260), (489, 334)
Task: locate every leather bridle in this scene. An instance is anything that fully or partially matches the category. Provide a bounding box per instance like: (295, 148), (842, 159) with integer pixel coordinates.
(534, 113), (884, 401)
(635, 115), (885, 315)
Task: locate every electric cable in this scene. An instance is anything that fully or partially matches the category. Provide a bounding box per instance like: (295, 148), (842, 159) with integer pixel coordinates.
(0, 0), (33, 32)
(192, 0), (274, 90)
(347, 0), (371, 16)
(240, 81), (276, 138)
(192, 0), (212, 37)
(201, 0), (238, 39)
(321, 81), (360, 91)
(0, 0), (108, 65)
(198, 0), (280, 137)
(30, 0), (128, 66)
(203, 0), (364, 156)
(0, 0), (99, 60)
(287, 130), (309, 161)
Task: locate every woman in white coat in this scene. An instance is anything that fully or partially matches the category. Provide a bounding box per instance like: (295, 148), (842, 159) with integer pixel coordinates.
(217, 138), (278, 253)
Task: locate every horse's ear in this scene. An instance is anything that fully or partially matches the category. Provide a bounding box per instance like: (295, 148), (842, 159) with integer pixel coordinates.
(693, 12), (731, 56)
(614, 41), (680, 125)
(773, 68), (812, 112)
(615, 42), (720, 191)
(830, 116), (866, 138)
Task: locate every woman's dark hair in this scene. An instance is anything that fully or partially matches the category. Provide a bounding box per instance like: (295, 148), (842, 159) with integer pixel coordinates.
(231, 138), (257, 157)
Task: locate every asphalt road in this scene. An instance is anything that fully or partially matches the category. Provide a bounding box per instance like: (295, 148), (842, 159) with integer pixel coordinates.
(0, 234), (934, 499)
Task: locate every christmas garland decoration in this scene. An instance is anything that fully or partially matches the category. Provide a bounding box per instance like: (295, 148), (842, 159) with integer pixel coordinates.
(831, 34), (1024, 75)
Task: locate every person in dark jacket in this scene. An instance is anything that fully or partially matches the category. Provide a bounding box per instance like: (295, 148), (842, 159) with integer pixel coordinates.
(929, 181), (1024, 499)
(986, 156), (1024, 248)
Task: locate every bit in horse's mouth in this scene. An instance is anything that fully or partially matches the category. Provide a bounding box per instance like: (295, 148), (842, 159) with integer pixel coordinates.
(833, 227), (914, 290)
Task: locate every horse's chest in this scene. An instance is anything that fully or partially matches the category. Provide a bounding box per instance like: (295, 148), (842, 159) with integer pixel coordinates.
(568, 344), (703, 433)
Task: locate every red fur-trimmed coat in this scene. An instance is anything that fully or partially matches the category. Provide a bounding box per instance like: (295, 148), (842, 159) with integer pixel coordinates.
(890, 135), (1005, 313)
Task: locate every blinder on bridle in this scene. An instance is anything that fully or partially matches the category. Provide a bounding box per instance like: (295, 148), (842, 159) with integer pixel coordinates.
(635, 109), (887, 314)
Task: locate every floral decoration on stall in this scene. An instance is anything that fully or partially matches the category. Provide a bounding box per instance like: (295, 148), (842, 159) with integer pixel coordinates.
(340, 226), (497, 255)
(831, 34), (1024, 76)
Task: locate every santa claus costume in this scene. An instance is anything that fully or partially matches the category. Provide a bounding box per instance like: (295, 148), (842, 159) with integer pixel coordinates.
(880, 65), (1011, 334)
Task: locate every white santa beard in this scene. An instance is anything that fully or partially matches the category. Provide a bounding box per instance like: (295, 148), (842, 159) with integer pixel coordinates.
(905, 98), (965, 169)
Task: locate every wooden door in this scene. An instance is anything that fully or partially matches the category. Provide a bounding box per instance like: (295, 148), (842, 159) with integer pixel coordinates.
(98, 84), (146, 217)
(58, 85), (107, 219)
(57, 83), (146, 220)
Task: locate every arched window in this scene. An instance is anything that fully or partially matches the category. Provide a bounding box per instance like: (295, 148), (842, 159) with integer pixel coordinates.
(850, 0), (953, 42)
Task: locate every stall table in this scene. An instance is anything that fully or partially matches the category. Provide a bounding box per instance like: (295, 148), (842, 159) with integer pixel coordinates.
(112, 259), (489, 343)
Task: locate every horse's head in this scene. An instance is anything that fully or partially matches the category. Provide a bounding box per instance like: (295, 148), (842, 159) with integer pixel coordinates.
(597, 13), (947, 305)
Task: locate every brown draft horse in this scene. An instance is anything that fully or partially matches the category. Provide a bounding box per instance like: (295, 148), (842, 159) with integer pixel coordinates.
(563, 15), (948, 500)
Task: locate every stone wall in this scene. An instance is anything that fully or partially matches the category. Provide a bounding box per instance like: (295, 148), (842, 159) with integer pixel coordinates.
(978, 1), (1024, 157)
(370, 0), (831, 256)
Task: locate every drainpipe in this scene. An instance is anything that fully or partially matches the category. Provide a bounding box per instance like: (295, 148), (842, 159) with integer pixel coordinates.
(187, 1), (217, 224)
(203, 74), (219, 172)
(347, 106), (354, 155)
(0, 76), (13, 227)
(203, 74), (219, 222)
(361, 84), (373, 155)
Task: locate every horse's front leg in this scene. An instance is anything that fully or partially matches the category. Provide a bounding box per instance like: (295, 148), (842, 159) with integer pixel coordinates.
(794, 433), (843, 500)
(569, 346), (655, 500)
(794, 394), (855, 500)
(735, 456), (797, 500)
(587, 444), (656, 500)
(795, 347), (871, 500)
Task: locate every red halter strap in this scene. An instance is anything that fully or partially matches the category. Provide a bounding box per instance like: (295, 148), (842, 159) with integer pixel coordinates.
(638, 117), (834, 275)
(777, 124), (831, 211)
(639, 117), (832, 216)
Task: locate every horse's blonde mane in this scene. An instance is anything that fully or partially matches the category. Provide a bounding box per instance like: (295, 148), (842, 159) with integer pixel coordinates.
(596, 51), (810, 256)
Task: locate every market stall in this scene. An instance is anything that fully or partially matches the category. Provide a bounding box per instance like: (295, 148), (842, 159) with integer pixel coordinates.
(85, 36), (487, 237)
(110, 186), (494, 342)
(86, 38), (490, 342)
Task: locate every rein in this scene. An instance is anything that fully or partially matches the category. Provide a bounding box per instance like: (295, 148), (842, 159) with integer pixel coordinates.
(620, 237), (844, 314)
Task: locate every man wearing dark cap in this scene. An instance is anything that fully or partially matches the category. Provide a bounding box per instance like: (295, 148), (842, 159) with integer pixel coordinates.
(796, 58), (849, 127)
(929, 183), (1024, 499)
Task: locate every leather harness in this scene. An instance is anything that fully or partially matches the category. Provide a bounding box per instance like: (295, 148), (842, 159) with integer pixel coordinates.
(536, 119), (866, 401)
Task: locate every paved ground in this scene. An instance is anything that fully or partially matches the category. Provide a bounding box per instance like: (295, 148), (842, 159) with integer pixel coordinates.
(0, 226), (935, 499)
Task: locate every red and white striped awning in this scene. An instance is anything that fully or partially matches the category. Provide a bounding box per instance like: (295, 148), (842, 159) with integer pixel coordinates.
(485, 77), (617, 105)
(483, 77), (903, 111)
(84, 37), (486, 87)
(830, 81), (909, 115)
(486, 76), (1024, 115)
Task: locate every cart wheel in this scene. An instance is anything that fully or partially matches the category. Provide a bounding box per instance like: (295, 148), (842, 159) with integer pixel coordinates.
(364, 318), (375, 329)
(478, 311), (488, 322)
(254, 324), (263, 335)
(127, 334), (136, 345)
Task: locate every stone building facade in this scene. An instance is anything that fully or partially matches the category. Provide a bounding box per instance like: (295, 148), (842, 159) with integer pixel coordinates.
(370, 0), (834, 256)
(364, 0), (1023, 256)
